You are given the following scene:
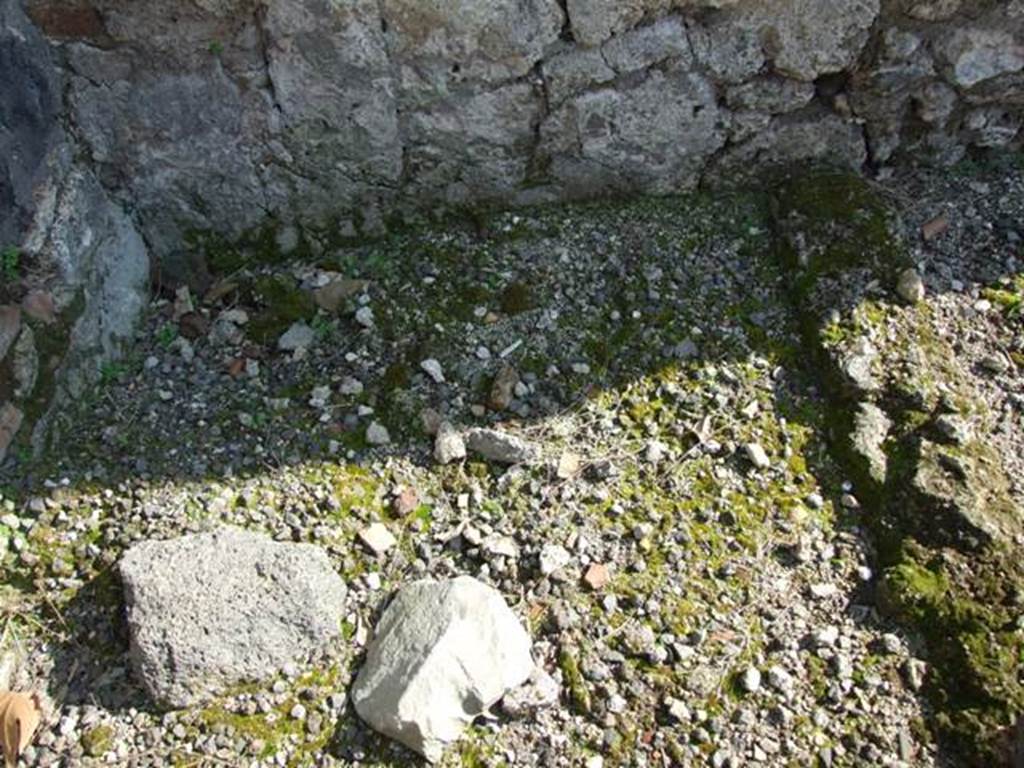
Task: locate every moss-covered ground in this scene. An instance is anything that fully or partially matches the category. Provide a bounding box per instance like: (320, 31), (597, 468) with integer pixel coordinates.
(0, 168), (1020, 766)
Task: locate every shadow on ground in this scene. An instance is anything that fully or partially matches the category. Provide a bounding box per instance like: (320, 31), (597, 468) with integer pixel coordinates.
(2, 154), (1023, 766)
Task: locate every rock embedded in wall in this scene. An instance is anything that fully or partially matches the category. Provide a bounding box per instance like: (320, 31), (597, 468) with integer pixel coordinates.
(688, 15), (766, 84)
(383, 0), (561, 205)
(688, 0), (880, 83)
(11, 326), (37, 401)
(38, 171), (149, 392)
(0, 405), (22, 464)
(724, 77), (817, 116)
(382, 0), (563, 89)
(564, 0), (647, 48)
(543, 47), (616, 107)
(850, 27), (938, 165)
(964, 107), (1023, 148)
(543, 68), (726, 195)
(706, 108), (868, 184)
(263, 0), (402, 224)
(600, 15), (690, 74)
(905, 0), (961, 21)
(404, 81), (544, 204)
(936, 28), (1024, 90)
(67, 49), (272, 258)
(0, 307), (20, 365)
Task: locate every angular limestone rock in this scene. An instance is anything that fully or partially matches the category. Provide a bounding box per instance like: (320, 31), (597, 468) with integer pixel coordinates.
(465, 428), (539, 464)
(119, 526), (347, 708)
(434, 422), (467, 465)
(850, 402), (892, 486)
(351, 576), (533, 762)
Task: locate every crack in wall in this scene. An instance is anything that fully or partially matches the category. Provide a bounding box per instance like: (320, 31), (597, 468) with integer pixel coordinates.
(372, 0), (412, 194)
(554, 0), (574, 42)
(253, 5), (282, 115)
(526, 60), (552, 185)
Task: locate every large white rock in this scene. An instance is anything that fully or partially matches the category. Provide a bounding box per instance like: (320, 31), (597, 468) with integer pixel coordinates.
(351, 576), (534, 762)
(120, 527), (348, 708)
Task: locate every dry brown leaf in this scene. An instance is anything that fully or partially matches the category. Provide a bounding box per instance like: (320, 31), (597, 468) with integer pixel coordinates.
(0, 692), (41, 768)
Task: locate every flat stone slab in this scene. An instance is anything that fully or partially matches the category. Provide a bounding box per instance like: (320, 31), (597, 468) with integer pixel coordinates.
(351, 576), (533, 762)
(119, 526), (347, 708)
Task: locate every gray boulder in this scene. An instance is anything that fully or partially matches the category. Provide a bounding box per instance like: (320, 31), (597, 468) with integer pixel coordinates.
(351, 576), (534, 762)
(120, 527), (348, 708)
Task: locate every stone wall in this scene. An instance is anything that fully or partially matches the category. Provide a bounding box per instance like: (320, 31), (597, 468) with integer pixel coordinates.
(21, 0), (1024, 270)
(0, 0), (148, 463)
(2, 0), (1023, 461)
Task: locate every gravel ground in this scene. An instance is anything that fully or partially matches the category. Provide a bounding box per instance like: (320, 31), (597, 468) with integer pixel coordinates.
(2, 157), (1023, 767)
(890, 161), (1024, 510)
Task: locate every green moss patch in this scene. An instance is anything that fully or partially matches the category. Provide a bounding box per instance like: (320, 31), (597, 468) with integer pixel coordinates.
(247, 275), (316, 343)
(770, 171), (1024, 764)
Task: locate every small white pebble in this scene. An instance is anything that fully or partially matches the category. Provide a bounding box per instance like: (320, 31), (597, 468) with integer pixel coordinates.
(355, 306), (375, 328)
(365, 421), (390, 446)
(741, 666), (762, 693)
(745, 442), (771, 469)
(419, 358), (445, 384)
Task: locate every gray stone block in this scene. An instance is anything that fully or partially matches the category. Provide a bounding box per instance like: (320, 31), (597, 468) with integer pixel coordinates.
(120, 526), (348, 708)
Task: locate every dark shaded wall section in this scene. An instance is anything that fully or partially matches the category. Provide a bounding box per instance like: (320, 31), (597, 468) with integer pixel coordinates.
(0, 0), (61, 248)
(0, 0), (148, 465)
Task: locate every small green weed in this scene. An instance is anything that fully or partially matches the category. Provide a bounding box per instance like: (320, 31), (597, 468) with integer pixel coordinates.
(99, 360), (129, 385)
(1, 246), (19, 282)
(155, 323), (178, 348)
(982, 276), (1024, 321)
(311, 314), (333, 340)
